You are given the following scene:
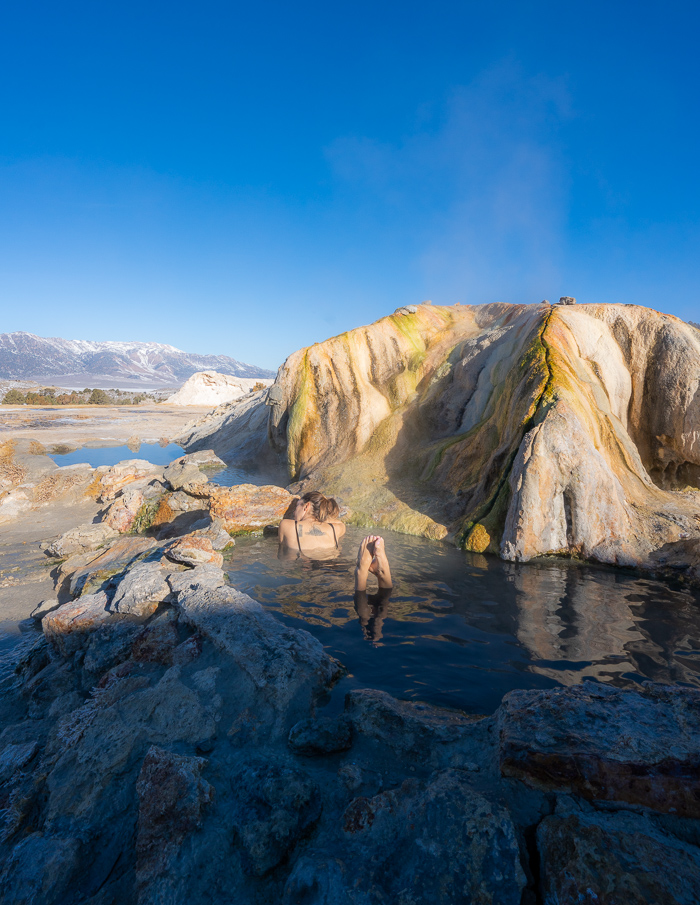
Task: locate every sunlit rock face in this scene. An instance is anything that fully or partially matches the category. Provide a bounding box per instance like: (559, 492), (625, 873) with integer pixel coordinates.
(184, 302), (700, 568)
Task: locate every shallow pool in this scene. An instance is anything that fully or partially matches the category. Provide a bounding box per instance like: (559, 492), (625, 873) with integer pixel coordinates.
(50, 442), (185, 468)
(225, 525), (700, 715)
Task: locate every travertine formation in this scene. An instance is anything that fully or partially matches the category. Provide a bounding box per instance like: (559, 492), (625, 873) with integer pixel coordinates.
(182, 302), (700, 571)
(166, 371), (272, 407)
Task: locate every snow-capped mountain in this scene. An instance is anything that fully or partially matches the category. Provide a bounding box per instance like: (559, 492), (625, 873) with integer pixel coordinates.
(0, 332), (274, 386)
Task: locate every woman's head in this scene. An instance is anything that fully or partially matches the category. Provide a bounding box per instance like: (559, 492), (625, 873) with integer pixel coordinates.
(295, 490), (340, 522)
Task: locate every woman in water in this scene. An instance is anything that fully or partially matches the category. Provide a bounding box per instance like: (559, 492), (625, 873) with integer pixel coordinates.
(278, 490), (346, 558)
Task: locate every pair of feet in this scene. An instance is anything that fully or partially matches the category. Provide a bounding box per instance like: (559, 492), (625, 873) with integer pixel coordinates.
(355, 535), (392, 591)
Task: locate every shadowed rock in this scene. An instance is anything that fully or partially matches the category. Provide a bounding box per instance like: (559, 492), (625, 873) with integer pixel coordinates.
(498, 682), (700, 816)
(538, 806), (700, 904)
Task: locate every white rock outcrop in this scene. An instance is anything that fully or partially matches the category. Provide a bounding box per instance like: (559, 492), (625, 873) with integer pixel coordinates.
(167, 371), (271, 407)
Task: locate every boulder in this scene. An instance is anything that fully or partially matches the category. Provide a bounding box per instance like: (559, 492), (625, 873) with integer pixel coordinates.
(45, 522), (118, 558)
(164, 536), (224, 568)
(190, 518), (235, 550)
(30, 599), (62, 623)
(538, 807), (700, 905)
(111, 561), (171, 615)
(191, 483), (293, 534)
(498, 682), (700, 816)
(557, 295), (577, 304)
(162, 459), (208, 491)
(285, 770), (526, 905)
(166, 563), (227, 595)
(0, 833), (82, 905)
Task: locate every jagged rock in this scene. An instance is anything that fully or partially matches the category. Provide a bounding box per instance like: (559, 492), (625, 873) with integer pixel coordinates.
(231, 760), (321, 876)
(45, 522), (118, 557)
(498, 682), (700, 816)
(135, 746), (213, 898)
(285, 770), (526, 905)
(131, 615), (180, 665)
(164, 535), (224, 568)
(538, 806), (700, 904)
(177, 449), (226, 468)
(288, 715), (352, 755)
(69, 536), (157, 596)
(43, 591), (113, 656)
(394, 304), (418, 315)
(557, 295), (577, 304)
(111, 562), (171, 615)
(162, 459), (209, 491)
(83, 620), (147, 676)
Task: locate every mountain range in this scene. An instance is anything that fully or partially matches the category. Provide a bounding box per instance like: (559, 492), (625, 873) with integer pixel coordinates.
(0, 332), (275, 388)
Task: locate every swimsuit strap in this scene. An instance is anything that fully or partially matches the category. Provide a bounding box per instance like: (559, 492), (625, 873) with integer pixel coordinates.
(330, 523), (338, 549)
(294, 521), (303, 553)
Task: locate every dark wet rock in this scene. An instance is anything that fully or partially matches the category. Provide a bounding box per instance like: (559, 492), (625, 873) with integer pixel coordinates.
(231, 760), (322, 876)
(111, 561), (171, 615)
(498, 682), (700, 816)
(45, 521), (118, 558)
(285, 770), (526, 905)
(135, 746), (213, 899)
(345, 688), (483, 764)
(174, 584), (342, 726)
(69, 536), (157, 597)
(288, 715), (352, 756)
(0, 833), (81, 905)
(538, 805), (700, 904)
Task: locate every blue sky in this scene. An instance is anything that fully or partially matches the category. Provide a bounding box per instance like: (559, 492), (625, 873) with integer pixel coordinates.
(1, 0), (698, 370)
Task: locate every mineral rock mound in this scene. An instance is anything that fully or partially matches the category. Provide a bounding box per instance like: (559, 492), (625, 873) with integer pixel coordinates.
(180, 302), (700, 571)
(167, 371), (272, 407)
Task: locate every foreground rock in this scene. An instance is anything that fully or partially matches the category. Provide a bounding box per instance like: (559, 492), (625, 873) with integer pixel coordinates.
(46, 521), (118, 557)
(499, 682), (700, 816)
(185, 483), (293, 534)
(3, 531), (700, 904)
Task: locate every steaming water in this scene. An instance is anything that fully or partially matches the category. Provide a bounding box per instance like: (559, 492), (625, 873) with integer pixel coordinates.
(224, 525), (700, 715)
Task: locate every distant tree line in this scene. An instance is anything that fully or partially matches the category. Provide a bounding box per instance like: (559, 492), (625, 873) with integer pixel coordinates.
(2, 387), (158, 406)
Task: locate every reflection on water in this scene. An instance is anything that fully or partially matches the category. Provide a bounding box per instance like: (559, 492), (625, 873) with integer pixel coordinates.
(49, 443), (184, 468)
(225, 526), (700, 714)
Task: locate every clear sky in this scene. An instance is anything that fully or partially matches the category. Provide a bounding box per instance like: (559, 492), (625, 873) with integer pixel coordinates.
(1, 0), (698, 370)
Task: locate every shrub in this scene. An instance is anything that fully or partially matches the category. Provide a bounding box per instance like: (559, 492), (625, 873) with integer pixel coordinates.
(88, 389), (112, 405)
(3, 389), (25, 404)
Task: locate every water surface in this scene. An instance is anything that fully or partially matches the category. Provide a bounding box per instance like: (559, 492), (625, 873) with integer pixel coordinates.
(50, 442), (184, 468)
(225, 526), (700, 714)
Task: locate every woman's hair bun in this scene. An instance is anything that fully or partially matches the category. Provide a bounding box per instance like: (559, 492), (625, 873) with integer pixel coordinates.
(301, 490), (340, 522)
